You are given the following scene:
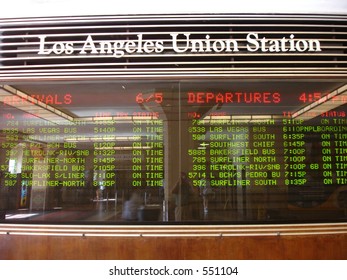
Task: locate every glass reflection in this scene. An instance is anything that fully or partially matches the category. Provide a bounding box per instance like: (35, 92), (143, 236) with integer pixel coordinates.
(0, 81), (347, 224)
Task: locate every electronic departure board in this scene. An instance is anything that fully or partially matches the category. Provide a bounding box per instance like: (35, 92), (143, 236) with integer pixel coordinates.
(0, 81), (347, 223)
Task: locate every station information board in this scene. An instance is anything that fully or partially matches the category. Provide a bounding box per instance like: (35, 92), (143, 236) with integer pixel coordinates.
(187, 115), (347, 187)
(0, 81), (347, 222)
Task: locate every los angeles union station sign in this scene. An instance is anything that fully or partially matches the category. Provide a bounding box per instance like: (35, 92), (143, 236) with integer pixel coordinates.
(38, 33), (322, 58)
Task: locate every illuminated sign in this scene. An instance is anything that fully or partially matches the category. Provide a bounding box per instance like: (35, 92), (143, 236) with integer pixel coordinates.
(187, 92), (281, 104)
(1, 82), (347, 223)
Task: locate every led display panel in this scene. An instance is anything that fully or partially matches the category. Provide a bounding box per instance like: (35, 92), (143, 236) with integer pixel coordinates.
(0, 80), (347, 223)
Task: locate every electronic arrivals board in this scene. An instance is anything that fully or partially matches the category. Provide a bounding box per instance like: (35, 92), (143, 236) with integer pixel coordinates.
(0, 81), (347, 221)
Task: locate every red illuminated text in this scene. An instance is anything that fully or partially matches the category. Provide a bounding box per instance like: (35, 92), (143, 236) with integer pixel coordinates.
(136, 92), (163, 104)
(187, 92), (281, 104)
(3, 94), (72, 106)
(299, 92), (347, 103)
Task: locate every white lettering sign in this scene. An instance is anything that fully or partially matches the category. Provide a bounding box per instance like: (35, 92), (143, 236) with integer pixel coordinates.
(37, 33), (322, 58)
